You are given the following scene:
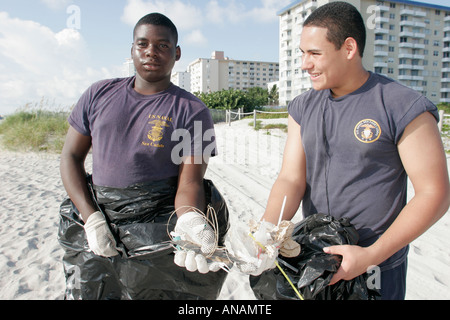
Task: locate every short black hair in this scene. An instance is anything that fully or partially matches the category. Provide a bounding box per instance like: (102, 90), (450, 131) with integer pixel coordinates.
(133, 13), (178, 44)
(303, 1), (366, 57)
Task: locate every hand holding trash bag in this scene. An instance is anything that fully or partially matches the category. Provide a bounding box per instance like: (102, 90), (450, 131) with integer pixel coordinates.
(250, 214), (380, 300)
(84, 211), (119, 257)
(172, 211), (223, 274)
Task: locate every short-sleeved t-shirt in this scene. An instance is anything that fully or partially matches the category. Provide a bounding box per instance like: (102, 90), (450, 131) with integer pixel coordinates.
(69, 77), (217, 188)
(288, 72), (438, 269)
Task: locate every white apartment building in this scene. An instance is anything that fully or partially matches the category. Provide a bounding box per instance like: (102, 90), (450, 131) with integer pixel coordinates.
(187, 51), (279, 93)
(171, 71), (191, 91)
(123, 58), (136, 77)
(278, 0), (450, 105)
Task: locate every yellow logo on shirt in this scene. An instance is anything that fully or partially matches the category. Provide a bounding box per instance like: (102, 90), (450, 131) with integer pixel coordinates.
(354, 119), (381, 143)
(142, 114), (173, 148)
(148, 119), (169, 142)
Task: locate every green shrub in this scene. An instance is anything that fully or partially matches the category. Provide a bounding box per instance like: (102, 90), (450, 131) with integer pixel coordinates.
(0, 109), (69, 153)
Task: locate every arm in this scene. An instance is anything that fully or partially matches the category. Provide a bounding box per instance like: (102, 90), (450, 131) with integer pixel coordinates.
(60, 126), (96, 223)
(174, 155), (208, 217)
(326, 112), (450, 284)
(261, 115), (307, 224)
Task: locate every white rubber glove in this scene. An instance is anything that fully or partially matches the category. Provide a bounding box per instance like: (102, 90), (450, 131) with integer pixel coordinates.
(173, 250), (223, 274)
(225, 221), (279, 276)
(84, 211), (119, 257)
(225, 220), (300, 276)
(172, 211), (220, 274)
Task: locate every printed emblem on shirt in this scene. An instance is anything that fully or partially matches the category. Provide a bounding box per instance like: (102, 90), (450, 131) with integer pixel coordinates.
(354, 119), (381, 143)
(142, 114), (173, 148)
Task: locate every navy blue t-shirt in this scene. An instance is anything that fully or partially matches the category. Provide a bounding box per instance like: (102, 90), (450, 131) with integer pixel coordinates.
(69, 77), (217, 188)
(289, 72), (438, 269)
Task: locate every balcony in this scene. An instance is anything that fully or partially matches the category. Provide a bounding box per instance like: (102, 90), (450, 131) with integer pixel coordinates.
(400, 9), (426, 17)
(398, 75), (423, 82)
(399, 21), (425, 28)
(399, 42), (425, 49)
(375, 16), (389, 24)
(399, 31), (425, 38)
(374, 28), (389, 34)
(398, 53), (425, 59)
(374, 62), (388, 68)
(305, 1), (318, 10)
(400, 9), (415, 16)
(374, 50), (388, 57)
(398, 64), (424, 70)
(374, 39), (389, 46)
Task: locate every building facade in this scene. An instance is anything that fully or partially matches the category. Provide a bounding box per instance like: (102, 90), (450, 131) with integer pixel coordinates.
(123, 58), (136, 77)
(187, 51), (279, 93)
(278, 0), (450, 105)
(171, 71), (191, 91)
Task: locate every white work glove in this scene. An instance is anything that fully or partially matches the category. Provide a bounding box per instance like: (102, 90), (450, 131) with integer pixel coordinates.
(225, 220), (300, 276)
(84, 211), (119, 257)
(225, 220), (278, 276)
(172, 211), (222, 274)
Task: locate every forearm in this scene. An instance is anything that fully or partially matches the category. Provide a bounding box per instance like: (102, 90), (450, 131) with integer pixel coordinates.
(261, 176), (305, 225)
(60, 153), (97, 222)
(175, 179), (206, 217)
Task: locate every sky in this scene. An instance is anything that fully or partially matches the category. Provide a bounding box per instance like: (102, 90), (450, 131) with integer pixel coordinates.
(0, 0), (449, 115)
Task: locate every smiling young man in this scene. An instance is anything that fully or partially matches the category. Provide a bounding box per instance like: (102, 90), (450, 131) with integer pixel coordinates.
(59, 13), (228, 300)
(255, 2), (450, 299)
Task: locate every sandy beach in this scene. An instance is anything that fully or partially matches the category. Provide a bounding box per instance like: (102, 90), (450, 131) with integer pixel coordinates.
(0, 118), (449, 300)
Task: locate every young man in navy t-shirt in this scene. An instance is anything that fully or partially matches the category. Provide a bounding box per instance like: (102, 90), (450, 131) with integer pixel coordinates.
(60, 13), (226, 299)
(255, 2), (450, 299)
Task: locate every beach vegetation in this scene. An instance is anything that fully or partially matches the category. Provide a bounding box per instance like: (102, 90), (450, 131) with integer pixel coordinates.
(250, 120), (288, 133)
(0, 104), (70, 153)
(194, 85), (279, 113)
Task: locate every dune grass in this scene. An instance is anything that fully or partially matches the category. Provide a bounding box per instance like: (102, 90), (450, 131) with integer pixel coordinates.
(0, 109), (70, 153)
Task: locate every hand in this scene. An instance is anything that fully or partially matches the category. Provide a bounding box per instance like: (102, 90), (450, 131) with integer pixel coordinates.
(172, 211), (218, 274)
(173, 250), (223, 274)
(84, 211), (119, 257)
(323, 245), (374, 285)
(226, 220), (280, 276)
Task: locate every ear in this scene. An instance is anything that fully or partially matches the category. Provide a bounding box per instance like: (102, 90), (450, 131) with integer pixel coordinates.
(175, 45), (181, 61)
(343, 37), (359, 60)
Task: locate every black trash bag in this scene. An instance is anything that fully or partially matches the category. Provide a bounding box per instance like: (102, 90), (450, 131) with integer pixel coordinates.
(250, 213), (380, 300)
(58, 175), (229, 300)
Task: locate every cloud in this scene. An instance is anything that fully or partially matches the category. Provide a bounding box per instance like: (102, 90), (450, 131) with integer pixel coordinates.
(249, 0), (293, 22)
(121, 0), (203, 31)
(40, 0), (73, 10)
(120, 0), (290, 49)
(184, 29), (208, 46)
(205, 0), (246, 25)
(0, 12), (114, 114)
